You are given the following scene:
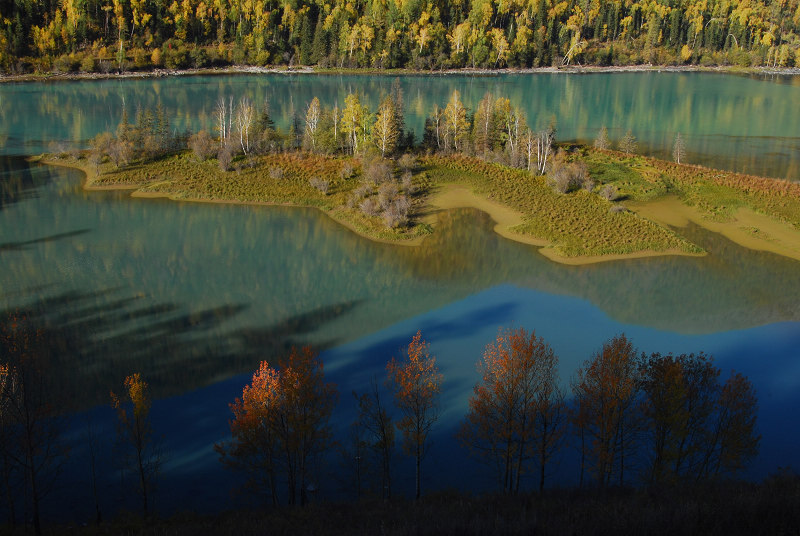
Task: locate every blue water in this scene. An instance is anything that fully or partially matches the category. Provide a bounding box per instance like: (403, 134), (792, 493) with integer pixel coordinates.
(49, 284), (800, 522)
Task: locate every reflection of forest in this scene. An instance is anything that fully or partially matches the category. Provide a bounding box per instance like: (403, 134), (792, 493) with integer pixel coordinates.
(2, 159), (800, 408)
(1, 73), (799, 178)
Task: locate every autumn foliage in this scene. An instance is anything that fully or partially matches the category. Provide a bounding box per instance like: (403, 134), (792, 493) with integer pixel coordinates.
(387, 330), (442, 500)
(459, 327), (564, 493)
(111, 373), (160, 516)
(217, 346), (338, 507)
(571, 334), (641, 487)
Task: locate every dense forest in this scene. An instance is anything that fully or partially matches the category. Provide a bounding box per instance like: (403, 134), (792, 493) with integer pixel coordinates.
(1, 0), (799, 73)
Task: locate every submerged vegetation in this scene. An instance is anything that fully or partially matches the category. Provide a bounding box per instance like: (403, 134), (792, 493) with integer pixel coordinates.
(51, 85), (800, 261)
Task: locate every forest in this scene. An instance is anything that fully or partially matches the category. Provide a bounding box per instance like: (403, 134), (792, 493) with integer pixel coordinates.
(1, 0), (799, 74)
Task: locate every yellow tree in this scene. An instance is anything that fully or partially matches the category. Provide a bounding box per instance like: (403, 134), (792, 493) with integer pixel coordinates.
(448, 20), (472, 62)
(341, 92), (369, 154)
(111, 373), (160, 516)
(489, 27), (510, 66)
(472, 92), (495, 154)
(459, 328), (564, 493)
(303, 96), (321, 152)
(372, 95), (399, 157)
(387, 330), (442, 500)
(443, 89), (468, 151)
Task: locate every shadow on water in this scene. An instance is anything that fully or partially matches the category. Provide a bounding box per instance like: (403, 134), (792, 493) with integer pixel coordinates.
(0, 156), (51, 211)
(0, 290), (360, 411)
(0, 229), (90, 251)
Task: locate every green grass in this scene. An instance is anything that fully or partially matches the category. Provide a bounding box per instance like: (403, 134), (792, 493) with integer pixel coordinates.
(582, 148), (800, 228)
(66, 146), (800, 259)
(421, 154), (700, 258)
(89, 152), (432, 243)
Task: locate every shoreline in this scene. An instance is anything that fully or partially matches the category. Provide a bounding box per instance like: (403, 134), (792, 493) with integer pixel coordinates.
(37, 154), (800, 266)
(3, 63), (800, 84)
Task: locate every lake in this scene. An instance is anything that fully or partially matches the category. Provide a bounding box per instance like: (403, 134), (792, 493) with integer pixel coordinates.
(0, 72), (799, 521)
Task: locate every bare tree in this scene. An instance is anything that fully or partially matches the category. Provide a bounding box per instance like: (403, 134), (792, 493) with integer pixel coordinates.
(594, 126), (610, 150)
(673, 133), (686, 164)
(235, 97), (255, 154)
(304, 97), (322, 152)
(355, 377), (395, 499)
(216, 97), (228, 146)
(619, 130), (638, 155)
(0, 314), (68, 535)
(535, 128), (554, 175)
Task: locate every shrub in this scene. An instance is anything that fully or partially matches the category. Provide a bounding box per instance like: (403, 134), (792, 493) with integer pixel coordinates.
(383, 195), (410, 228)
(398, 153), (417, 171)
(191, 47), (210, 68)
(401, 171), (416, 194)
(218, 147), (233, 171)
(163, 41), (191, 69)
(53, 55), (78, 73)
(365, 157), (393, 184)
(189, 131), (217, 161)
(360, 197), (380, 217)
(80, 55), (97, 73)
(309, 176), (330, 195)
(353, 183), (373, 199)
(549, 160), (589, 194)
(598, 183), (619, 201)
(340, 161), (355, 179)
(378, 182), (399, 210)
(151, 48), (163, 67)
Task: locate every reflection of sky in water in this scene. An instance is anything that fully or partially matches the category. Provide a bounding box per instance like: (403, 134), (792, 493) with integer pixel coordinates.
(54, 284), (800, 522)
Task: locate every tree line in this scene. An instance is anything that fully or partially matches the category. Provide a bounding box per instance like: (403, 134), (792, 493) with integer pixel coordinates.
(87, 87), (690, 231)
(215, 328), (759, 508)
(0, 312), (761, 531)
(2, 0), (800, 74)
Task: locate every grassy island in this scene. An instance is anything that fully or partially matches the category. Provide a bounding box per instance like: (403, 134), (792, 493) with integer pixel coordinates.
(41, 146), (800, 265)
(38, 88), (800, 265)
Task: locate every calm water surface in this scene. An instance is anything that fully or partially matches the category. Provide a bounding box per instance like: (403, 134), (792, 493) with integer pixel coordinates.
(0, 71), (799, 521)
(1, 72), (799, 178)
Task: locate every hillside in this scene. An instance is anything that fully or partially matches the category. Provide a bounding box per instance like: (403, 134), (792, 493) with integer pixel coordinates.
(1, 0), (799, 74)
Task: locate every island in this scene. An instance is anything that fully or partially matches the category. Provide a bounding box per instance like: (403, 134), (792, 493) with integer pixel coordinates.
(37, 89), (800, 265)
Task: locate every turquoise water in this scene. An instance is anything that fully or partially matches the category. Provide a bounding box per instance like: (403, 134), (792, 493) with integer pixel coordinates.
(1, 71), (799, 520)
(1, 72), (799, 178)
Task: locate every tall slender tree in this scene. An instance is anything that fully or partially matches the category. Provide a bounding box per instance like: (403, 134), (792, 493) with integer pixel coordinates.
(387, 330), (442, 500)
(111, 373), (161, 516)
(372, 95), (399, 157)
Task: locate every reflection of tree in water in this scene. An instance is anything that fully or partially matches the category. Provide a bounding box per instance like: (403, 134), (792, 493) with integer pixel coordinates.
(3, 74), (800, 177)
(0, 291), (358, 411)
(375, 208), (800, 334)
